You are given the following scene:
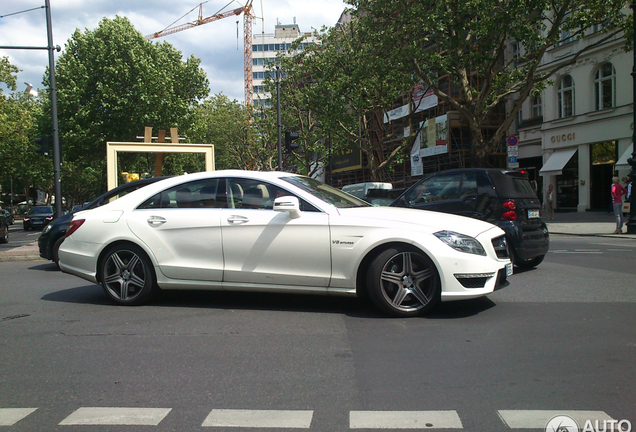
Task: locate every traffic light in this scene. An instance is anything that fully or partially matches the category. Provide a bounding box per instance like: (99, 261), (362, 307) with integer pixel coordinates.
(34, 135), (51, 157)
(284, 131), (299, 152)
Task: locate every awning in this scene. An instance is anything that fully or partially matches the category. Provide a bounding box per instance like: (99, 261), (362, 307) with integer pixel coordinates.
(539, 148), (577, 176)
(615, 143), (633, 169)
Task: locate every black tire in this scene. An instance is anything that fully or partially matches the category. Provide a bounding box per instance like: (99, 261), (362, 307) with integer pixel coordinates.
(366, 246), (440, 317)
(514, 254), (545, 269)
(99, 244), (156, 306)
(52, 236), (65, 268)
(0, 226), (8, 244)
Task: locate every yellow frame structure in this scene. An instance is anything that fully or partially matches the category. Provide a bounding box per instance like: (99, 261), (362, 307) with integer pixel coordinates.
(106, 141), (215, 190)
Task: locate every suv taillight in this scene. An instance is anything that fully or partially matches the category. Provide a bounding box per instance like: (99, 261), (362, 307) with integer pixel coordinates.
(502, 200), (517, 220)
(66, 219), (85, 237)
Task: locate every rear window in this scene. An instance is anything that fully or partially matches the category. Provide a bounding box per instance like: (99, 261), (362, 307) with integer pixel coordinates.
(491, 172), (537, 198)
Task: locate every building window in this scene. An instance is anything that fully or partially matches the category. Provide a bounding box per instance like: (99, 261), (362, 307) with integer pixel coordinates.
(511, 41), (520, 60)
(594, 63), (615, 110)
(532, 95), (542, 118)
(557, 75), (574, 118)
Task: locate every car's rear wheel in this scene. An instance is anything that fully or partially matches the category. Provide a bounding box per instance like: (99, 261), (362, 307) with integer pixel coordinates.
(52, 236), (65, 268)
(366, 246), (440, 317)
(99, 244), (156, 305)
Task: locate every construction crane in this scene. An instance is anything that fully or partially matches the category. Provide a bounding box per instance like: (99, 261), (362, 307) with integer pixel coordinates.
(145, 0), (254, 106)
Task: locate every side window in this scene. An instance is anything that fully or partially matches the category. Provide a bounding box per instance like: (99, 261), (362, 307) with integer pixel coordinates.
(406, 174), (461, 203)
(226, 178), (320, 212)
(460, 172), (478, 200)
(138, 179), (221, 209)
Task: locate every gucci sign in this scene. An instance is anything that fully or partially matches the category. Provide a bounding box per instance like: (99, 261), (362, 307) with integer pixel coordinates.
(550, 133), (576, 143)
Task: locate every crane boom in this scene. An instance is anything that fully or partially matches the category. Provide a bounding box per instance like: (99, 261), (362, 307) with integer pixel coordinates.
(145, 1), (254, 107)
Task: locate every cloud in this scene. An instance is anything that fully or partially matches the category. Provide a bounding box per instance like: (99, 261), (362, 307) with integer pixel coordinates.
(1, 0), (346, 100)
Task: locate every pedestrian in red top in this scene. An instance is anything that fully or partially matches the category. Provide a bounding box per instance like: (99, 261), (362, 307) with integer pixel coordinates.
(611, 176), (627, 234)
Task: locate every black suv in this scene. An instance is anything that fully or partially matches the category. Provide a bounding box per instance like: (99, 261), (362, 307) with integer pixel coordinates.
(39, 177), (167, 267)
(391, 168), (549, 268)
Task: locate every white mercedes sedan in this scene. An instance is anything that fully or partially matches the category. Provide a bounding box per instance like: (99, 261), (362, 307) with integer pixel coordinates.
(59, 170), (512, 317)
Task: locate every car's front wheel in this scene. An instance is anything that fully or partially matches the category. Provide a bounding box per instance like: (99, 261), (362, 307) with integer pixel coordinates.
(366, 246), (440, 317)
(99, 244), (156, 305)
(514, 253), (545, 269)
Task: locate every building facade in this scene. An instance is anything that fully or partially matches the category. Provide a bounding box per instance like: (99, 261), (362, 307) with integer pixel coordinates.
(252, 22), (318, 108)
(514, 29), (633, 212)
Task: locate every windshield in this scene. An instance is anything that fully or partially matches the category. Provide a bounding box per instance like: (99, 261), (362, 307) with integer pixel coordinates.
(282, 176), (370, 209)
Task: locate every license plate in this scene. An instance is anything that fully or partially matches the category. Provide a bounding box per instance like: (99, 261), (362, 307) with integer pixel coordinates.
(528, 209), (540, 218)
(506, 262), (513, 277)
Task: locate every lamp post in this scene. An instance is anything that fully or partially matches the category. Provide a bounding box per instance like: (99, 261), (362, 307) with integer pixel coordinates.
(628, 0), (636, 234)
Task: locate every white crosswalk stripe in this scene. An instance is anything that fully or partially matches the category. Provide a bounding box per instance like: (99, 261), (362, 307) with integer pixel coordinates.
(202, 409), (314, 428)
(350, 410), (463, 429)
(498, 410), (614, 429)
(0, 408), (38, 426)
(58, 407), (172, 426)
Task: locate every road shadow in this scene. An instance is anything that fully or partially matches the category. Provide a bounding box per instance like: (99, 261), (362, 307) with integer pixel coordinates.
(28, 262), (61, 272)
(41, 284), (497, 319)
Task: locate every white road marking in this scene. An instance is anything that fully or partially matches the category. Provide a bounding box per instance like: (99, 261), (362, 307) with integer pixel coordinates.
(202, 409), (314, 428)
(350, 410), (463, 429)
(498, 410), (613, 429)
(0, 408), (37, 426)
(58, 407), (171, 425)
(550, 251), (603, 254)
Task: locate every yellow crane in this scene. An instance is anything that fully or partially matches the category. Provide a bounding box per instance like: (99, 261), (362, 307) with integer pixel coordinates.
(145, 0), (254, 106)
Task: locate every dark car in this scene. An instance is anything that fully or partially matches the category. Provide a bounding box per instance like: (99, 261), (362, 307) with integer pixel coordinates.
(39, 177), (167, 266)
(23, 206), (55, 231)
(0, 209), (14, 225)
(0, 211), (8, 243)
(391, 168), (549, 268)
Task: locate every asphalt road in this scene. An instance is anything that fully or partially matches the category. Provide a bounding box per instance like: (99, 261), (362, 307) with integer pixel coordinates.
(1, 235), (635, 432)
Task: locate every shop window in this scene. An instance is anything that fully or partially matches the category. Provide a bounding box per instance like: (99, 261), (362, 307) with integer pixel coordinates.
(594, 63), (615, 111)
(557, 75), (575, 118)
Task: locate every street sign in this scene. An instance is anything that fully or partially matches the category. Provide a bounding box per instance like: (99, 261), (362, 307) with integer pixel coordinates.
(507, 136), (518, 146)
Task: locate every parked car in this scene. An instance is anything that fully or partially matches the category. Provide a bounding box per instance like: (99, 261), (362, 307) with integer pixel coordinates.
(0, 211), (8, 243)
(59, 170), (512, 317)
(0, 209), (15, 225)
(391, 168), (549, 268)
(39, 177), (167, 267)
(23, 206), (55, 231)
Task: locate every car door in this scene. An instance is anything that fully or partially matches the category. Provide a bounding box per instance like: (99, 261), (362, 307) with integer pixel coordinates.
(126, 178), (224, 281)
(220, 177), (331, 288)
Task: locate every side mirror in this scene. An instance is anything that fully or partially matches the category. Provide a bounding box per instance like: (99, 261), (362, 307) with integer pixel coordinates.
(273, 196), (301, 219)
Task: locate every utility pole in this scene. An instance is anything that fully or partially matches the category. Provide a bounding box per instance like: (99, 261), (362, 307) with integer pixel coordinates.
(276, 66), (282, 171)
(45, 0), (63, 217)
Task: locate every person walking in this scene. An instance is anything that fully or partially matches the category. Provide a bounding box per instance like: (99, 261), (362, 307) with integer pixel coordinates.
(611, 176), (627, 234)
(545, 184), (554, 221)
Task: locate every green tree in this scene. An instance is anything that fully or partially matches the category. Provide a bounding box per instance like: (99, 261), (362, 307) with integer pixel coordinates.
(350, 0), (630, 167)
(0, 57), (49, 208)
(189, 94), (274, 171)
(45, 16), (208, 203)
(273, 23), (417, 181)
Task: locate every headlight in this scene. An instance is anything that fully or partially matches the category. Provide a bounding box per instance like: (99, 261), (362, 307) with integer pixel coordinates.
(433, 231), (486, 256)
(42, 224), (52, 234)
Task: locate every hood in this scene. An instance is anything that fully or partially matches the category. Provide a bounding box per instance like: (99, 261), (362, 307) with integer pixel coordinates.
(338, 206), (501, 238)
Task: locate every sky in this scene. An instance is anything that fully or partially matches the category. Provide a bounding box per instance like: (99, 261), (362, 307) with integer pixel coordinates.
(0, 0), (348, 102)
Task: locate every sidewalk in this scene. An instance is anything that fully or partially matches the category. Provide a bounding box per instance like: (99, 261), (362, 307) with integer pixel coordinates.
(0, 211), (634, 263)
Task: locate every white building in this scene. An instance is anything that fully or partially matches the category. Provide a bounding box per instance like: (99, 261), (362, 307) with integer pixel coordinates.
(252, 22), (318, 108)
(514, 28), (633, 212)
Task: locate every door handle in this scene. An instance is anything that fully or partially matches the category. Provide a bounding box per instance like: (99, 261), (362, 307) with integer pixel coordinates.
(147, 216), (167, 227)
(227, 215), (249, 224)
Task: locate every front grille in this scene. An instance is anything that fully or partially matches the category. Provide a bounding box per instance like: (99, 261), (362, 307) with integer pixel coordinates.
(495, 268), (509, 290)
(491, 235), (509, 259)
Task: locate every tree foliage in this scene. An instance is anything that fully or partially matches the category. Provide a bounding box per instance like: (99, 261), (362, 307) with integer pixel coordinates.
(47, 16), (209, 203)
(0, 57), (50, 207)
(272, 23), (416, 180)
(349, 0), (630, 166)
